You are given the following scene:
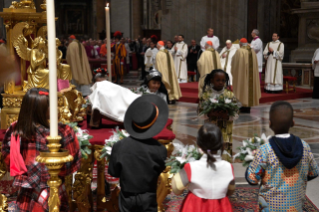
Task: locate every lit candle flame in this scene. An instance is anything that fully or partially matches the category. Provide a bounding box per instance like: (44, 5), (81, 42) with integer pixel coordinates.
(107, 3), (109, 7)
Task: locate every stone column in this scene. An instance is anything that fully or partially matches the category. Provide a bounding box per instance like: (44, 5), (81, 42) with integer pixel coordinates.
(110, 0), (130, 38)
(131, 0), (142, 39)
(95, 0), (105, 39)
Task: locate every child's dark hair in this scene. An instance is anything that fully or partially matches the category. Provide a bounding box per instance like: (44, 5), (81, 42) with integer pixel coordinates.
(269, 101), (294, 134)
(197, 123), (224, 165)
(202, 69), (230, 93)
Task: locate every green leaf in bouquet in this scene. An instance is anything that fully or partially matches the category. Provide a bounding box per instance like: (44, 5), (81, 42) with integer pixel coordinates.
(80, 150), (88, 160)
(83, 146), (92, 155)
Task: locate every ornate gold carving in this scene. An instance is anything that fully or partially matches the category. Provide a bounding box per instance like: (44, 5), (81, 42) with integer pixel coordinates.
(3, 96), (23, 108)
(6, 114), (18, 129)
(0, 194), (8, 212)
(157, 167), (173, 212)
(9, 0), (36, 9)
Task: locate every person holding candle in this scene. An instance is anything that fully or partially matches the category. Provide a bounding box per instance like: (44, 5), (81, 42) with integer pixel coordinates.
(1, 88), (81, 212)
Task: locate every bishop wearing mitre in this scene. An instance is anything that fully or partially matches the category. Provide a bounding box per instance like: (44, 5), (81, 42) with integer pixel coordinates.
(155, 41), (182, 104)
(197, 41), (222, 97)
(231, 38), (261, 113)
(263, 33), (284, 93)
(171, 35), (188, 83)
(220, 40), (238, 85)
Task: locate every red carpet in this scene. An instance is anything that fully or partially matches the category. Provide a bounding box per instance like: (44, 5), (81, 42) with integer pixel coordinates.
(179, 82), (313, 104)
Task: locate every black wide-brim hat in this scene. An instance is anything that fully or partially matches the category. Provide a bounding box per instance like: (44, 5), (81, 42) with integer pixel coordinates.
(124, 94), (169, 140)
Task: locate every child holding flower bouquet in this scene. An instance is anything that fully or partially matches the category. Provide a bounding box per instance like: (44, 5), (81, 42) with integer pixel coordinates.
(172, 123), (235, 212)
(198, 69), (240, 161)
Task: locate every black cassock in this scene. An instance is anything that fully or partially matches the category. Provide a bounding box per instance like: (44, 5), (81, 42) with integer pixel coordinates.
(187, 44), (201, 72)
(108, 136), (167, 212)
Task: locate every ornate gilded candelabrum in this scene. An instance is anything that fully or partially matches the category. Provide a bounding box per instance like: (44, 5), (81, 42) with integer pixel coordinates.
(36, 136), (73, 211)
(41, 0), (47, 13)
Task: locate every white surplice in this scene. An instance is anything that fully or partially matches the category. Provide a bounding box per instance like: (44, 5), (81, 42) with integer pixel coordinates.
(144, 47), (159, 70)
(263, 40), (284, 91)
(251, 37), (263, 73)
(220, 46), (237, 85)
(171, 41), (188, 82)
(312, 48), (319, 77)
(200, 35), (220, 51)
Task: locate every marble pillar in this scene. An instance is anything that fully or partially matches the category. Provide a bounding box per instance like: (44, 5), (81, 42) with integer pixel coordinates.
(291, 2), (319, 62)
(161, 0), (248, 48)
(110, 0), (130, 38)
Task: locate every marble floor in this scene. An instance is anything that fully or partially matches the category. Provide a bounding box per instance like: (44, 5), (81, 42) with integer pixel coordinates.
(123, 71), (319, 207)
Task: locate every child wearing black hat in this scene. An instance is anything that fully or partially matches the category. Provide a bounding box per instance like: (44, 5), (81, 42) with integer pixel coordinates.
(108, 95), (168, 212)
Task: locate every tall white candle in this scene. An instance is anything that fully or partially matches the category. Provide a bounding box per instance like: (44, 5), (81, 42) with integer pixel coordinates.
(47, 0), (58, 137)
(105, 3), (112, 81)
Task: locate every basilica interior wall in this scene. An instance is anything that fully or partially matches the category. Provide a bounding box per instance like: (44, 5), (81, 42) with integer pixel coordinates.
(161, 0), (248, 46)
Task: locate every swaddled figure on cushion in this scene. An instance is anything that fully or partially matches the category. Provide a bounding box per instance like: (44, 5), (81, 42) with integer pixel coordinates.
(87, 69), (140, 128)
(135, 69), (168, 103)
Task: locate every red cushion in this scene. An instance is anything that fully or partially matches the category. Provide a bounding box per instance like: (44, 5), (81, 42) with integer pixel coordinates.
(101, 118), (124, 128)
(153, 128), (176, 140)
(283, 76), (297, 81)
(188, 71), (196, 76)
(165, 119), (173, 128)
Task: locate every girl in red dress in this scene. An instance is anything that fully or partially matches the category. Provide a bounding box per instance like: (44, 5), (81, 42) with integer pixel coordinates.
(172, 123), (235, 212)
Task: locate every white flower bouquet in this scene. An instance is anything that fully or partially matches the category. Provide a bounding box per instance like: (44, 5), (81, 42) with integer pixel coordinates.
(67, 122), (93, 160)
(199, 92), (240, 119)
(100, 127), (130, 161)
(233, 134), (267, 166)
(165, 145), (203, 174)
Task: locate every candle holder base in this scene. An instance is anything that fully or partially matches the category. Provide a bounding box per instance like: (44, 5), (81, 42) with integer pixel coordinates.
(36, 136), (73, 212)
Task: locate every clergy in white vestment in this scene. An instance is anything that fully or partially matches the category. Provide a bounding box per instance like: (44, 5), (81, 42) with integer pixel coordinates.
(200, 28), (220, 51)
(312, 48), (319, 98)
(250, 29), (263, 80)
(219, 40), (237, 85)
(144, 41), (159, 71)
(171, 35), (188, 83)
(263, 33), (284, 93)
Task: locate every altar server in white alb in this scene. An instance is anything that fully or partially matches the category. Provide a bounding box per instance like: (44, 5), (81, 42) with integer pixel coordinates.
(312, 48), (319, 99)
(200, 28), (220, 51)
(172, 35), (188, 83)
(263, 33), (284, 93)
(144, 41), (158, 71)
(250, 29), (263, 81)
(219, 40), (238, 85)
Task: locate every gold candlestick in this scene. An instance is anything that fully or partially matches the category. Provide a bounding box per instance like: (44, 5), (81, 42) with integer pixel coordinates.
(36, 136), (73, 212)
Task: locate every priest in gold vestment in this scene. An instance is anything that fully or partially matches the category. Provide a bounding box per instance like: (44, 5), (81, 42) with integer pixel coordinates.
(231, 38), (261, 111)
(155, 41), (182, 104)
(197, 41), (221, 97)
(66, 35), (92, 96)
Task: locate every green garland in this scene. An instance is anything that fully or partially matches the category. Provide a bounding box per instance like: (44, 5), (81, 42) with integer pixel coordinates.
(67, 122), (93, 160)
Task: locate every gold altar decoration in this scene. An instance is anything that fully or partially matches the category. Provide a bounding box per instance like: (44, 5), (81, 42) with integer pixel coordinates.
(0, 1), (85, 129)
(157, 139), (175, 212)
